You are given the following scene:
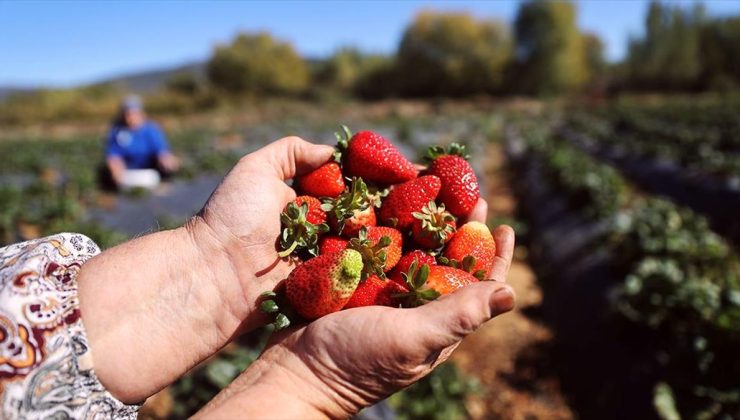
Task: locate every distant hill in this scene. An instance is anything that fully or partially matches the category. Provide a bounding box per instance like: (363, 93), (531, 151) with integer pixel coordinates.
(97, 61), (207, 93)
(0, 61), (207, 103)
(0, 87), (34, 101)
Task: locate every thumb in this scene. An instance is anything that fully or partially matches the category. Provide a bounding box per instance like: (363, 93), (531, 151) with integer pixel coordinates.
(257, 136), (335, 181)
(411, 281), (515, 350)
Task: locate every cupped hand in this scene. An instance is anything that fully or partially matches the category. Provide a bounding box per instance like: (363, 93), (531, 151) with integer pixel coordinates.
(79, 136), (334, 404)
(191, 136), (335, 332)
(197, 215), (516, 419)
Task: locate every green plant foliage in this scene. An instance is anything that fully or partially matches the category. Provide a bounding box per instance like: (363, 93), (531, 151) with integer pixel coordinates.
(388, 362), (482, 420)
(513, 0), (590, 95)
(207, 32), (310, 96)
(625, 1), (740, 91)
(315, 47), (393, 96)
(517, 116), (740, 418)
(568, 100), (740, 179)
(526, 131), (629, 219)
(396, 11), (512, 97)
(169, 343), (264, 418)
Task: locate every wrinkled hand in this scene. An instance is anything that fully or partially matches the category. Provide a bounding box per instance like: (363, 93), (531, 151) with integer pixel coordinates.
(79, 137), (334, 404)
(197, 206), (516, 418)
(191, 136), (335, 332)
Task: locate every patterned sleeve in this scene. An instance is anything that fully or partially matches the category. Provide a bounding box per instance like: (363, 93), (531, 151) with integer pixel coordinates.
(0, 233), (139, 419)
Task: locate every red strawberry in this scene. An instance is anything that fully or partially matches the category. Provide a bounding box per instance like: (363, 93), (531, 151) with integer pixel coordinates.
(294, 196), (326, 225)
(379, 175), (441, 231)
(319, 235), (349, 255)
(389, 250), (437, 286)
(425, 143), (480, 218)
(337, 126), (416, 185)
(285, 249), (363, 319)
(442, 221), (496, 279)
(401, 262), (479, 305)
(278, 196), (329, 257)
(366, 226), (403, 271)
(324, 177), (377, 237)
(411, 201), (457, 249)
(344, 275), (408, 308)
(297, 161), (345, 198)
(348, 226), (403, 279)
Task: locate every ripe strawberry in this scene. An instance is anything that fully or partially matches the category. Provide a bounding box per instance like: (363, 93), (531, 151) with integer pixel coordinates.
(379, 175), (441, 231)
(285, 249), (363, 319)
(294, 196), (326, 225)
(344, 275), (408, 308)
(324, 177), (377, 237)
(411, 201), (457, 249)
(389, 250), (437, 286)
(366, 226), (403, 271)
(297, 161), (345, 198)
(400, 262), (479, 305)
(425, 143), (480, 218)
(319, 235), (349, 255)
(278, 196), (329, 257)
(337, 126), (416, 185)
(349, 226), (403, 279)
(442, 221), (496, 279)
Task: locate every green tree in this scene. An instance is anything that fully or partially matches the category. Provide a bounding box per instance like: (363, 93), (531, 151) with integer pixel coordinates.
(316, 47), (392, 94)
(207, 32), (309, 96)
(166, 71), (202, 95)
(396, 11), (512, 97)
(625, 1), (706, 91)
(513, 0), (588, 96)
(582, 33), (606, 85)
(699, 17), (740, 90)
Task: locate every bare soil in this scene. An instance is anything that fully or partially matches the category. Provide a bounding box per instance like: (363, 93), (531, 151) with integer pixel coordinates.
(451, 144), (574, 420)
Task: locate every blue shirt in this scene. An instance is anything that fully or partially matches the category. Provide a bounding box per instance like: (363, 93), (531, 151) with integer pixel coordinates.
(105, 122), (170, 169)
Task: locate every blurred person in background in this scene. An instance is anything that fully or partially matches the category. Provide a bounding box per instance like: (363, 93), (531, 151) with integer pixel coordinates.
(101, 95), (180, 190)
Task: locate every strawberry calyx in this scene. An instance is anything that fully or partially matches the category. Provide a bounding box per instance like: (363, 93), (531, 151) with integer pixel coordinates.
(424, 142), (471, 162)
(367, 185), (389, 208)
(393, 260), (441, 306)
(333, 124), (353, 162)
(438, 254), (486, 280)
(412, 201), (456, 247)
(349, 226), (391, 280)
(258, 290), (292, 331)
(279, 201), (330, 257)
(322, 177), (372, 234)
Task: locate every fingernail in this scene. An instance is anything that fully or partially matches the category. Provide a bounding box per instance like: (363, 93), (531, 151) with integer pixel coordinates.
(492, 287), (514, 313)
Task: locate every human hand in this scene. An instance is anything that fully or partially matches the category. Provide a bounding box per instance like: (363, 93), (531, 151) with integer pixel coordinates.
(196, 214), (516, 419)
(158, 151), (181, 173)
(190, 136), (335, 331)
(79, 137), (333, 403)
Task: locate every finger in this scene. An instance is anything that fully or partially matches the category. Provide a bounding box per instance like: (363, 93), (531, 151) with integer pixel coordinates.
(488, 225), (515, 282)
(466, 198), (488, 223)
(254, 136), (335, 181)
(411, 281), (515, 350)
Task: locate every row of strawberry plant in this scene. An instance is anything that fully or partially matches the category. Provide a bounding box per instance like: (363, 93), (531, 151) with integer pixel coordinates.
(508, 121), (740, 419)
(567, 111), (740, 180)
(564, 111), (740, 245)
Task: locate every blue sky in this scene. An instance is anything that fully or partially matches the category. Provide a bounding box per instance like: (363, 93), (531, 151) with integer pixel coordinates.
(1, 0), (739, 87)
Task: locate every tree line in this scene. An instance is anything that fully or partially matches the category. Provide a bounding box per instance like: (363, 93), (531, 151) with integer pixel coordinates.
(3, 0), (740, 124)
(203, 0), (740, 99)
(206, 1), (601, 98)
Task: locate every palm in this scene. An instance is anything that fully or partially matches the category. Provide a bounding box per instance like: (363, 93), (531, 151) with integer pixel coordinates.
(267, 224), (516, 411)
(197, 137), (334, 326)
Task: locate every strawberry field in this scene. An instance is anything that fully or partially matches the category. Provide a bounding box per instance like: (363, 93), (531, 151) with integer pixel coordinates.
(1, 99), (738, 419)
(507, 100), (740, 419)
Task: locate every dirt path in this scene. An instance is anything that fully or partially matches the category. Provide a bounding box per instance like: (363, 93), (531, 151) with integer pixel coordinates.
(451, 144), (573, 419)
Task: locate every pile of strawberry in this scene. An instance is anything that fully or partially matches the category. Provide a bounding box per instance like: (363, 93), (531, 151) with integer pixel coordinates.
(262, 126), (496, 328)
